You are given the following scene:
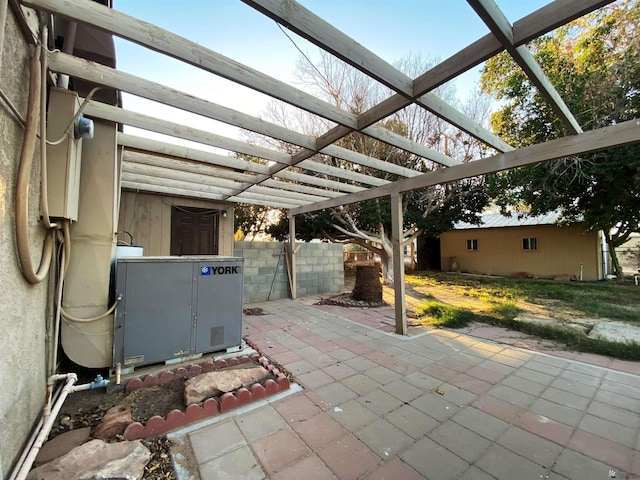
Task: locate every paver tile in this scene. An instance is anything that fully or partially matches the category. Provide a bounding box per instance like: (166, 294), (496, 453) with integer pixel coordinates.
(322, 362), (359, 381)
(550, 376), (599, 398)
(285, 359), (316, 375)
(553, 448), (628, 480)
(198, 445), (265, 480)
(498, 426), (562, 467)
(251, 428), (310, 474)
(357, 388), (405, 416)
(410, 392), (460, 422)
(466, 365), (505, 384)
(578, 414), (637, 449)
(274, 393), (322, 424)
(290, 407), (349, 448)
(429, 420), (492, 463)
(363, 365), (403, 385)
(452, 406), (509, 441)
(595, 389), (639, 411)
(587, 400), (640, 428)
(449, 373), (492, 395)
(475, 444), (549, 480)
(236, 405), (288, 442)
(513, 367), (556, 385)
(386, 404), (439, 439)
(385, 379), (424, 403)
(297, 369), (335, 390)
(270, 454), (336, 480)
(403, 371), (443, 390)
(341, 374), (382, 395)
(317, 434), (380, 480)
(361, 456), (424, 480)
(190, 420), (245, 464)
(458, 466), (498, 480)
(400, 436), (468, 480)
(356, 418), (414, 460)
(476, 360), (515, 377)
(542, 386), (591, 409)
(472, 394), (525, 423)
(423, 364), (460, 382)
(529, 397), (584, 427)
(434, 383), (477, 406)
(524, 360), (564, 376)
(516, 411), (574, 445)
(315, 382), (359, 407)
(342, 356), (378, 372)
(328, 399), (379, 432)
(501, 374), (547, 396)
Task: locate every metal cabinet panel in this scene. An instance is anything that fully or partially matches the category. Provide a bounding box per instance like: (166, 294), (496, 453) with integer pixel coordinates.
(113, 256), (244, 368)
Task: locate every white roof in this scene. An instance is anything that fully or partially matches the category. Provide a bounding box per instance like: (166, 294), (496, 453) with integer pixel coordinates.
(454, 211), (568, 230)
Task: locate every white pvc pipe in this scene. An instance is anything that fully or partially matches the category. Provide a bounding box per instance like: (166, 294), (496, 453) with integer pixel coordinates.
(12, 374), (77, 480)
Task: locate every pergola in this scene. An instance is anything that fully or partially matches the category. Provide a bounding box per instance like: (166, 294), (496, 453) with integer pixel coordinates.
(20, 0), (640, 334)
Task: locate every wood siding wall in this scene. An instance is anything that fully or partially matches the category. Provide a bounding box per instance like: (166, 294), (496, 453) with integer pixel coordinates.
(118, 190), (235, 256)
(440, 223), (603, 281)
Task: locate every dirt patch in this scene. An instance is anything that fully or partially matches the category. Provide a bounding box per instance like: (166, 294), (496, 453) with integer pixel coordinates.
(243, 307), (268, 316)
(316, 292), (386, 308)
(48, 360), (280, 480)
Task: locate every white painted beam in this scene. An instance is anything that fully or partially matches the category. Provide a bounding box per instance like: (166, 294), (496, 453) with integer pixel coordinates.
(390, 193), (407, 335)
(23, 0), (357, 128)
(123, 150), (256, 183)
(84, 101), (292, 165)
(275, 170), (363, 193)
(122, 162), (245, 192)
(121, 182), (225, 202)
(118, 133), (271, 176)
(262, 178), (344, 198)
(241, 0), (413, 96)
(298, 159), (390, 186)
(48, 51), (316, 150)
(290, 119), (640, 215)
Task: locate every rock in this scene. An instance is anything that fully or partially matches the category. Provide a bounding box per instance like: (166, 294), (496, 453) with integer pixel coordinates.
(92, 404), (132, 440)
(588, 321), (640, 344)
(36, 427), (91, 466)
(27, 439), (151, 480)
(184, 366), (269, 405)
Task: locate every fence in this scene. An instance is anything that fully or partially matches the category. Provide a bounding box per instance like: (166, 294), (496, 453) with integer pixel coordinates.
(234, 241), (345, 303)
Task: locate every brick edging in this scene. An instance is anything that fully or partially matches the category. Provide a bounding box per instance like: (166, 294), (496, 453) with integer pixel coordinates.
(122, 347), (290, 440)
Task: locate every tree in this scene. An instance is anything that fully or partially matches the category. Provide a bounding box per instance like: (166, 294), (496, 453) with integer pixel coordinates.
(480, 0), (640, 279)
(248, 51), (491, 285)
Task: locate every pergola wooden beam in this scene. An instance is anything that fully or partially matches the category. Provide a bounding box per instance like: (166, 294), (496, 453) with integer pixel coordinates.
(467, 0), (583, 134)
(22, 0), (357, 128)
(290, 118), (640, 215)
(241, 0), (413, 96)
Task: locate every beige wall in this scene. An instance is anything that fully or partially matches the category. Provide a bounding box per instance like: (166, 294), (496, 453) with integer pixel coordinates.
(440, 223), (603, 281)
(118, 190), (235, 256)
(0, 7), (49, 477)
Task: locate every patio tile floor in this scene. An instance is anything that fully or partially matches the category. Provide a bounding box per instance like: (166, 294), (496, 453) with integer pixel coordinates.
(177, 299), (640, 479)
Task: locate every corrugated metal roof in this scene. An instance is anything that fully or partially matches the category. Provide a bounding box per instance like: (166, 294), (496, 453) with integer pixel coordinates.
(454, 211), (566, 230)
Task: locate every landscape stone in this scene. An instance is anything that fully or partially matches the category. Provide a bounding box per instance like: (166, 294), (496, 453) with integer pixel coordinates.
(27, 439), (151, 480)
(184, 366), (269, 405)
(35, 427), (91, 466)
(92, 404), (133, 440)
(588, 321), (640, 344)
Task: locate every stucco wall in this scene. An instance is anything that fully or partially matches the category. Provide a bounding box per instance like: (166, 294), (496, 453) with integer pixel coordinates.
(234, 242), (344, 303)
(440, 223), (603, 281)
(0, 8), (49, 477)
(118, 190), (235, 256)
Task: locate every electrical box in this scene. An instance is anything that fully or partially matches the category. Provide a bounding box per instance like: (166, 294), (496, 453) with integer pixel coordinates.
(113, 256), (244, 368)
(46, 87), (83, 220)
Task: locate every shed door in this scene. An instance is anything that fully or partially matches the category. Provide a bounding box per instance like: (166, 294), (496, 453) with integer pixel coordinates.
(170, 207), (219, 255)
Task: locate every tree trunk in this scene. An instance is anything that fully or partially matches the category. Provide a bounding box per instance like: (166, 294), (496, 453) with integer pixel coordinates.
(379, 247), (394, 286)
(607, 236), (625, 280)
(352, 265), (382, 302)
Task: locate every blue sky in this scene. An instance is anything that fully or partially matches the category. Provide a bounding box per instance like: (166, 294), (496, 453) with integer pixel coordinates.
(111, 0), (549, 148)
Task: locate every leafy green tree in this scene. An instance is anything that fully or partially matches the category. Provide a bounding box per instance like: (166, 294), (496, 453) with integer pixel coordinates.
(252, 52), (491, 285)
(481, 0), (640, 279)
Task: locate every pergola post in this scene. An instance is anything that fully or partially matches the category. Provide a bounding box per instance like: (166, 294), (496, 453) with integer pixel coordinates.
(289, 214), (297, 300)
(390, 193), (407, 335)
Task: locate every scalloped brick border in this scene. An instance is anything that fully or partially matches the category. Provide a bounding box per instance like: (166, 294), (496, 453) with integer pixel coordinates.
(122, 352), (290, 440)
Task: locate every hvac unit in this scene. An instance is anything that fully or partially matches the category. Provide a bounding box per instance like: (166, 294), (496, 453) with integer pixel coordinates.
(113, 256), (244, 368)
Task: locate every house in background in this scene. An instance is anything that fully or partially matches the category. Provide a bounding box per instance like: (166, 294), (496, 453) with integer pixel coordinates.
(440, 212), (605, 281)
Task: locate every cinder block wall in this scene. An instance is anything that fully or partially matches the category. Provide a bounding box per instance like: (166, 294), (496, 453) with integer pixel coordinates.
(234, 242), (344, 303)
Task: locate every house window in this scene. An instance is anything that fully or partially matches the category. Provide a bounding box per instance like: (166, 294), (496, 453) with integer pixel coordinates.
(522, 237), (538, 251)
(466, 239), (478, 251)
